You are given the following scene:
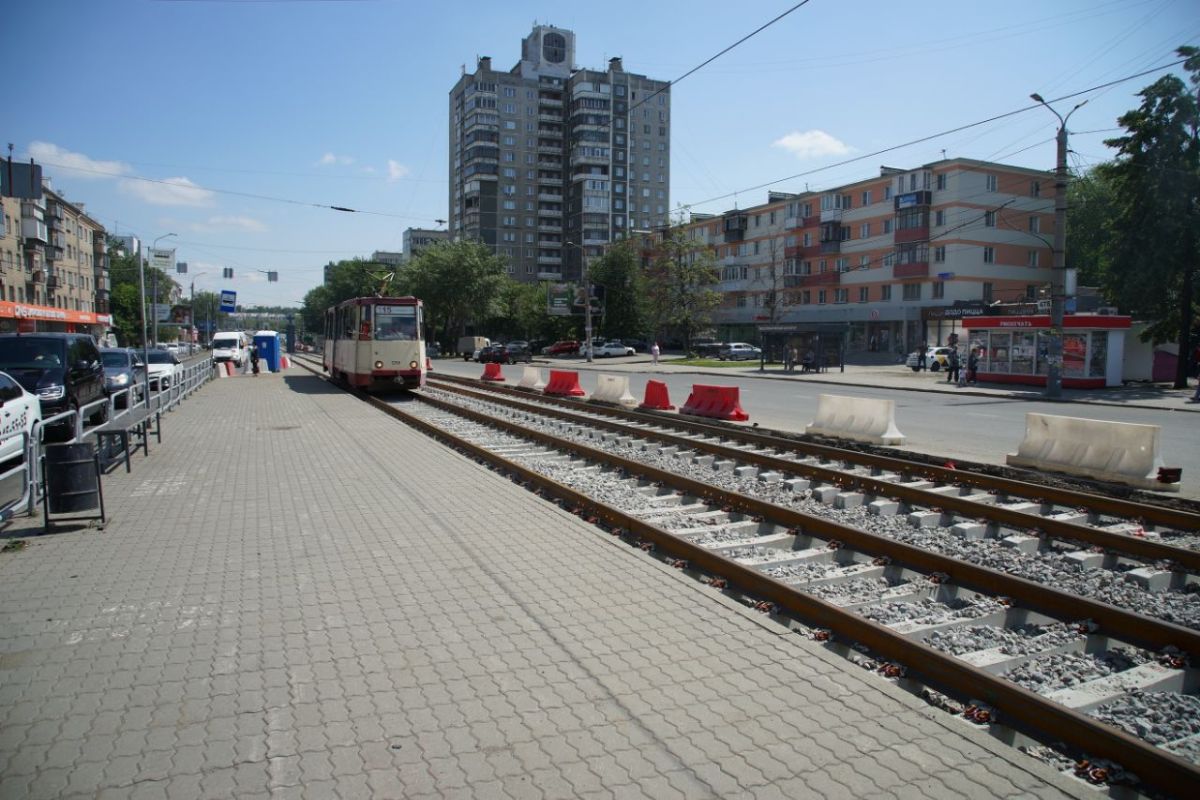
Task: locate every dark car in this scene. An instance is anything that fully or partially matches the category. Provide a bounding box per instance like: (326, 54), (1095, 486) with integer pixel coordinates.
(477, 344), (508, 363)
(693, 340), (728, 358)
(100, 347), (146, 408)
(503, 341), (533, 364)
(0, 333), (108, 433)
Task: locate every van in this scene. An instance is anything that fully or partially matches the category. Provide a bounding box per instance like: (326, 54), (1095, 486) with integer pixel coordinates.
(211, 331), (248, 367)
(0, 333), (108, 433)
(457, 336), (490, 361)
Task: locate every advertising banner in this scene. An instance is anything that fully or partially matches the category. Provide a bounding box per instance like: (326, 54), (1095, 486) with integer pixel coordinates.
(547, 283), (573, 316)
(150, 248), (176, 272)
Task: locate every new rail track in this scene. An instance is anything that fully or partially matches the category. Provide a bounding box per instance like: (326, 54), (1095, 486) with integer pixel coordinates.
(297, 357), (1200, 796)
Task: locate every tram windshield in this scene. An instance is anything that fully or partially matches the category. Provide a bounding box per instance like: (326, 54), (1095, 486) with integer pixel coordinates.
(374, 304), (418, 341)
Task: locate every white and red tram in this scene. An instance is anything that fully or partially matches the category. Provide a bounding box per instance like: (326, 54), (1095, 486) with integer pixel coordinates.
(323, 296), (426, 391)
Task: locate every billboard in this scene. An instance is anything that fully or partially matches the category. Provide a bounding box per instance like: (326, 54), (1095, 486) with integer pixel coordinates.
(547, 283), (602, 316)
(149, 248), (176, 272)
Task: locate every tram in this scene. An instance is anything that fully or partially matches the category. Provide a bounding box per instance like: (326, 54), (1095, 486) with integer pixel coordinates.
(323, 296), (426, 391)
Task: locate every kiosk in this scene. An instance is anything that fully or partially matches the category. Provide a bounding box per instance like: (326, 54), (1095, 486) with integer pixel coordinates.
(962, 314), (1130, 389)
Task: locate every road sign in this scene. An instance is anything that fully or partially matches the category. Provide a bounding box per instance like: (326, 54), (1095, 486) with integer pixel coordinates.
(219, 290), (237, 313)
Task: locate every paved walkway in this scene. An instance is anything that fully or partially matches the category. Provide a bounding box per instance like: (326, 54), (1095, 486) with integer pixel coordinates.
(0, 369), (1091, 798)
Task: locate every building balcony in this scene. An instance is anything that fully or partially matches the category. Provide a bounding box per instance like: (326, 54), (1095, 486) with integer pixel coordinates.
(45, 245), (63, 263)
(537, 158), (563, 169)
(894, 225), (930, 244)
(537, 208), (563, 218)
(820, 208), (843, 223)
(894, 190), (932, 211)
(30, 270), (45, 284)
(538, 222), (561, 232)
(537, 254), (563, 265)
(536, 271), (563, 281)
(819, 240), (841, 254)
(538, 191), (564, 202)
(537, 175), (563, 186)
(538, 95), (564, 107)
(784, 271), (840, 287)
(893, 261), (929, 279)
(21, 219), (48, 243)
(538, 111), (562, 123)
(46, 275), (61, 291)
(784, 216), (801, 230)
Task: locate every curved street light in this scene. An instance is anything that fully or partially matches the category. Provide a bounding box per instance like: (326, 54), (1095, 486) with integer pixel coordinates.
(1030, 94), (1086, 400)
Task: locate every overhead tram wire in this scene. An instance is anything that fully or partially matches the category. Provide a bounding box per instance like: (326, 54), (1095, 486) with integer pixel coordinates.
(678, 57), (1190, 214)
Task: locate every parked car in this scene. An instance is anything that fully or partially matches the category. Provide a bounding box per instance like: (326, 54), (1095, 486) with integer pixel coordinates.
(621, 338), (650, 353)
(595, 341), (636, 357)
(100, 348), (146, 408)
(693, 340), (728, 358)
(906, 346), (956, 372)
(576, 338), (607, 357)
(425, 341), (441, 359)
(459, 336), (491, 360)
(476, 344), (508, 363)
(542, 340), (581, 356)
(145, 348), (181, 390)
(718, 343), (762, 361)
(503, 342), (533, 363)
(0, 370), (42, 468)
(0, 333), (108, 434)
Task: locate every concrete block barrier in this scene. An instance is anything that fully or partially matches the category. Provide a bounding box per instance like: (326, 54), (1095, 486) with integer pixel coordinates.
(591, 374), (638, 407)
(1006, 412), (1177, 492)
(805, 394), (906, 445)
(680, 384), (749, 422)
(639, 379), (675, 410)
(480, 362), (505, 382)
(516, 366), (546, 392)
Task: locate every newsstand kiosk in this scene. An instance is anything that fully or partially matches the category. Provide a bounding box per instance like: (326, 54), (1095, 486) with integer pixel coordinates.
(962, 314), (1131, 389)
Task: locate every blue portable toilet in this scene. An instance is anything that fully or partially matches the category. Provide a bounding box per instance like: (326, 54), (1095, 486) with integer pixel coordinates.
(253, 330), (281, 373)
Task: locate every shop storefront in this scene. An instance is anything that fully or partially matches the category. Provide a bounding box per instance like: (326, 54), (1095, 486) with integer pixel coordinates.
(0, 301), (114, 338)
(921, 302), (988, 348)
(963, 314), (1130, 388)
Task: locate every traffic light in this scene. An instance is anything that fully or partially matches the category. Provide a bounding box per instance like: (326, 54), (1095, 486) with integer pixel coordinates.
(268, 271), (278, 282)
(222, 267), (233, 279)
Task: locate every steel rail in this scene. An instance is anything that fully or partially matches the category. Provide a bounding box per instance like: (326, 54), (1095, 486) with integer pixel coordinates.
(429, 377), (1200, 572)
(432, 373), (1200, 531)
(361, 380), (1200, 798)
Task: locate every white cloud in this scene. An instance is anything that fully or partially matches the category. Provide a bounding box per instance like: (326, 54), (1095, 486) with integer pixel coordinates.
(28, 141), (129, 179)
(772, 130), (853, 159)
(318, 152), (355, 166)
(118, 176), (215, 207)
(189, 215), (266, 233)
(387, 160), (410, 182)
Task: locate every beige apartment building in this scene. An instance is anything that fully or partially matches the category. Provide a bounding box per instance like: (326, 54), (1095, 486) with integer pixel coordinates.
(662, 158), (1054, 358)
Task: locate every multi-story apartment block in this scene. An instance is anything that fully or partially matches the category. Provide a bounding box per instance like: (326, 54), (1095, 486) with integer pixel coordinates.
(370, 250), (405, 269)
(401, 227), (449, 261)
(662, 158), (1053, 357)
(449, 24), (670, 284)
(40, 185), (107, 314)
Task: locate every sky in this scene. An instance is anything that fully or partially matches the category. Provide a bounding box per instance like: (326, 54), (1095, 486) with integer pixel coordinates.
(5, 0), (1198, 308)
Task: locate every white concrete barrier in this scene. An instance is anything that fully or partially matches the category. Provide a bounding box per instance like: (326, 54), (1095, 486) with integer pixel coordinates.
(1006, 413), (1176, 492)
(516, 366), (546, 392)
(590, 374), (638, 407)
(805, 394), (906, 445)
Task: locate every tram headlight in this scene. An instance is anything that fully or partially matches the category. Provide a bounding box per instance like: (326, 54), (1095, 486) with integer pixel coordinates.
(374, 360), (384, 369)
(409, 360), (418, 369)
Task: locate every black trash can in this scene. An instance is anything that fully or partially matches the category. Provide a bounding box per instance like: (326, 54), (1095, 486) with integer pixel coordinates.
(44, 443), (102, 514)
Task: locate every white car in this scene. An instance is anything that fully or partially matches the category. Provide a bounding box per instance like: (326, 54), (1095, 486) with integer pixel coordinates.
(595, 341), (636, 357)
(0, 370), (42, 466)
(145, 349), (180, 390)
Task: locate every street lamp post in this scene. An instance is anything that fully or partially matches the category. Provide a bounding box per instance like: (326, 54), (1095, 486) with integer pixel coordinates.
(566, 241), (593, 362)
(190, 272), (208, 349)
(1030, 93), (1085, 400)
(144, 233), (176, 404)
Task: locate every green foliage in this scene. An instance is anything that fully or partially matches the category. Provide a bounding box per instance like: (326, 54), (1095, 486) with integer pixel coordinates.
(486, 279), (548, 341)
(1100, 46), (1199, 386)
(398, 239), (508, 343)
(644, 220), (721, 350)
(1065, 165), (1118, 287)
(589, 240), (647, 339)
(105, 245), (180, 346)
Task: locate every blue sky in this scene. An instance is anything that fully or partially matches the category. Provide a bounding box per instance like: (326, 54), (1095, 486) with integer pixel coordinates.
(6, 0), (1197, 307)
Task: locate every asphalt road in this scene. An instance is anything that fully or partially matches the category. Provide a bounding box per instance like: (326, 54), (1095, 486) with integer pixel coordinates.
(434, 355), (1200, 501)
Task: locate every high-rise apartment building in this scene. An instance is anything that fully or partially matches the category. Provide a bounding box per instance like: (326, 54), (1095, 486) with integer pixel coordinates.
(449, 24), (670, 284)
(401, 228), (449, 261)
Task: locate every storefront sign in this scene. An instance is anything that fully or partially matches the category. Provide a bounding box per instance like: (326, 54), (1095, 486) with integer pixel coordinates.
(0, 301), (113, 326)
(922, 304), (986, 320)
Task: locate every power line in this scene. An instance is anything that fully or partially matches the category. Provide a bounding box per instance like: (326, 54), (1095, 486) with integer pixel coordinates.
(680, 57), (1190, 213)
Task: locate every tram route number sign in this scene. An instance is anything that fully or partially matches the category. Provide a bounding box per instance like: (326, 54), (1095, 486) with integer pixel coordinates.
(219, 290), (237, 313)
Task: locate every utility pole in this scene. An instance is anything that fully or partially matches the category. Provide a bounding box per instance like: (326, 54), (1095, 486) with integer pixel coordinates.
(1031, 94), (1085, 400)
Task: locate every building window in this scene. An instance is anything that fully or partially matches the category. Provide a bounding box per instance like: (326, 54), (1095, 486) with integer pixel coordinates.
(818, 289), (827, 304)
(986, 174), (997, 191)
(983, 246), (995, 263)
(858, 287), (869, 303)
(1030, 180), (1041, 197)
(834, 288), (848, 304)
(1028, 216), (1040, 233)
(932, 282), (945, 299)
(801, 290), (811, 304)
(936, 173), (946, 190)
(882, 219), (893, 234)
(860, 222), (870, 238)
(1028, 250), (1039, 267)
(983, 282), (994, 303)
(1027, 284), (1039, 299)
(984, 211), (996, 227)
(861, 190), (872, 206)
(935, 209), (945, 226)
(769, 210), (776, 225)
(902, 283), (921, 300)
(883, 186), (892, 200)
(860, 255), (870, 268)
(934, 246), (946, 262)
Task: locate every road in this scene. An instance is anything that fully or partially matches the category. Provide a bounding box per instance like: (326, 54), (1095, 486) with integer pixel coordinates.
(434, 355), (1200, 501)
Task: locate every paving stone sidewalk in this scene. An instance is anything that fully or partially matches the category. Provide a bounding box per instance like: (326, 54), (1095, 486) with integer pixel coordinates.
(0, 370), (1091, 798)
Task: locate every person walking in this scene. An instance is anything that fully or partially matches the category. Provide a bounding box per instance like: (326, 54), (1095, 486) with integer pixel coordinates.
(650, 342), (660, 366)
(918, 344), (927, 372)
(966, 347), (979, 385)
(946, 347), (960, 384)
(783, 346), (793, 373)
(250, 344), (260, 377)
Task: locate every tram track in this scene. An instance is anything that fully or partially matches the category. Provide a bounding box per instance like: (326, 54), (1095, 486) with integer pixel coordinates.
(296, 358), (1200, 796)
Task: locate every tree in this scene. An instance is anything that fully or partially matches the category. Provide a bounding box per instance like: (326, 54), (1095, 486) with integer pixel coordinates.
(105, 241), (180, 346)
(644, 218), (721, 352)
(489, 279), (548, 342)
(589, 240), (647, 340)
(1101, 47), (1199, 388)
(400, 239), (508, 344)
(1065, 164), (1118, 287)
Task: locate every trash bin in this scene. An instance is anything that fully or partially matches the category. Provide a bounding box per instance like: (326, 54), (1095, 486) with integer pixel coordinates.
(43, 443), (103, 515)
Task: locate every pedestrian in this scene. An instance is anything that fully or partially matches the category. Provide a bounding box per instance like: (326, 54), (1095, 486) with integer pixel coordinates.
(791, 347), (800, 373)
(250, 344), (260, 377)
(650, 341), (660, 366)
(966, 347), (979, 385)
(802, 348), (816, 373)
(918, 343), (927, 372)
(783, 346), (793, 373)
(946, 348), (960, 384)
